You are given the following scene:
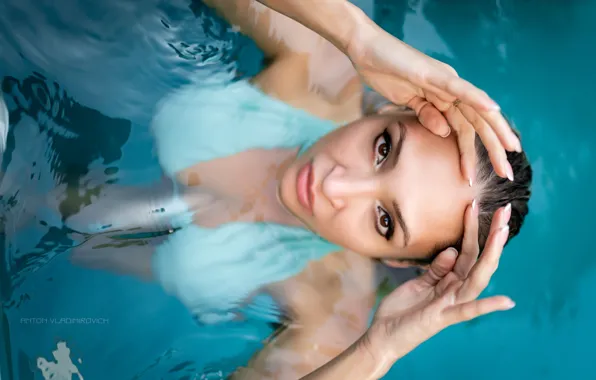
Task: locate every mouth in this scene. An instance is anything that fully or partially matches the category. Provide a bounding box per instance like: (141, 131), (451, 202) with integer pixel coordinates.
(296, 160), (314, 215)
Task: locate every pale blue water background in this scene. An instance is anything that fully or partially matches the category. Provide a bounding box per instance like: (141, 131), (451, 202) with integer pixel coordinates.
(1, 0), (595, 378)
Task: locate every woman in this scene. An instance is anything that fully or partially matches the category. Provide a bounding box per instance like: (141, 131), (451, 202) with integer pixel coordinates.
(68, 0), (532, 378)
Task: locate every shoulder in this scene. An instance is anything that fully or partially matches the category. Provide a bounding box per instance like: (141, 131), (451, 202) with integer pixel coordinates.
(267, 250), (379, 327)
(252, 51), (365, 124)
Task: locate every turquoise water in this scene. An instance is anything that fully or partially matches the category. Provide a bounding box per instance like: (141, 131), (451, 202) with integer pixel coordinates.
(1, 0), (595, 378)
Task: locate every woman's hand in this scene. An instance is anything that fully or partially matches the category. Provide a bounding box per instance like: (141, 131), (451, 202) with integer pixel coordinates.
(363, 202), (514, 371)
(347, 18), (522, 184)
(252, 0), (520, 183)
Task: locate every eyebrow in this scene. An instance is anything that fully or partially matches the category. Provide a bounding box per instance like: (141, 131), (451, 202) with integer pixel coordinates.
(391, 121), (411, 248)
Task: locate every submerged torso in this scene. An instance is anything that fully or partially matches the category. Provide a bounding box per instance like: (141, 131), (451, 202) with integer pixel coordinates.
(153, 75), (364, 224)
(150, 79), (360, 322)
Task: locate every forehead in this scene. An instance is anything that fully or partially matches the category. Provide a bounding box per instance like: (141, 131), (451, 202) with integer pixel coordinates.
(389, 116), (473, 256)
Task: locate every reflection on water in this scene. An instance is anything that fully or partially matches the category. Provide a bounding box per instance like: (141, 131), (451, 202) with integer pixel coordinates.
(1, 0), (595, 379)
(1, 73), (131, 290)
(0, 0), (250, 124)
(36, 341), (83, 380)
(0, 1), (262, 378)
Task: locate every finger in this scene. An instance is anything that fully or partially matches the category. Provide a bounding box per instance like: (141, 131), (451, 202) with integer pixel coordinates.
(425, 91), (453, 112)
(422, 70), (500, 112)
(408, 96), (451, 137)
(435, 271), (461, 296)
(480, 110), (522, 153)
(422, 84), (458, 107)
(489, 203), (512, 235)
(457, 225), (509, 303)
(442, 296), (515, 326)
(419, 248), (458, 287)
(444, 106), (477, 184)
(453, 201), (479, 278)
(458, 103), (512, 181)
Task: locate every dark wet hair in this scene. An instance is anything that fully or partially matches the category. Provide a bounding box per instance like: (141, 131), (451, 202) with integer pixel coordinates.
(416, 129), (533, 266)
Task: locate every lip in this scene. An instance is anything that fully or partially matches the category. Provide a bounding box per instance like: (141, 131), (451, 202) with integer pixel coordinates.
(296, 161), (314, 215)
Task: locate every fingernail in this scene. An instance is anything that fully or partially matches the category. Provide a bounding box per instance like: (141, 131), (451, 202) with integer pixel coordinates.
(472, 199), (477, 210)
(419, 114), (426, 127)
(514, 138), (522, 153)
(489, 100), (501, 111)
(468, 177), (473, 187)
(506, 299), (516, 309)
(441, 127), (451, 138)
(500, 225), (510, 242)
(504, 203), (512, 222)
(504, 159), (514, 181)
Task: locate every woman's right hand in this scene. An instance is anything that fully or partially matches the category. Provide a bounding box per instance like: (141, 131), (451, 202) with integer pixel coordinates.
(252, 0), (521, 183)
(363, 202), (515, 375)
(343, 9), (521, 184)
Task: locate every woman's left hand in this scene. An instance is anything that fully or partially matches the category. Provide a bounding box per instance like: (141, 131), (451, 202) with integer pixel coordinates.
(363, 202), (514, 368)
(346, 17), (522, 184)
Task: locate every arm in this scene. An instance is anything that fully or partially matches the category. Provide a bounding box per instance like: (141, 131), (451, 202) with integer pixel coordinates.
(252, 0), (369, 55)
(306, 205), (516, 379)
(232, 251), (381, 379)
(239, 205), (516, 379)
(203, 0), (362, 117)
(254, 0), (521, 182)
(300, 337), (388, 380)
(203, 0), (332, 59)
(208, 1), (521, 182)
(234, 316), (385, 380)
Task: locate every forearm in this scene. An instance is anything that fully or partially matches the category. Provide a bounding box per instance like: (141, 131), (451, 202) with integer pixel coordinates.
(253, 0), (370, 54)
(234, 325), (392, 380)
(300, 334), (391, 380)
(233, 312), (375, 379)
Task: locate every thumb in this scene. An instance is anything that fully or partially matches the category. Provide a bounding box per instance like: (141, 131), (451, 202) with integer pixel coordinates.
(419, 248), (458, 287)
(408, 96), (451, 137)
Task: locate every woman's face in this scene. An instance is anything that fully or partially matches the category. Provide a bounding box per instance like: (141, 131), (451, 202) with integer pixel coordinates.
(279, 112), (475, 264)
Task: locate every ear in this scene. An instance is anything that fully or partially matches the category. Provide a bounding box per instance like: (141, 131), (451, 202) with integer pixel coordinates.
(381, 259), (429, 270)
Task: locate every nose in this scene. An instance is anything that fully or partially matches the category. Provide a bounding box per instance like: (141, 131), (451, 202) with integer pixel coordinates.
(322, 166), (379, 209)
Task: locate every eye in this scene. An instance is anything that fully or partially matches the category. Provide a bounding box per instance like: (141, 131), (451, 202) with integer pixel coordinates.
(373, 128), (392, 168)
(375, 201), (394, 241)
